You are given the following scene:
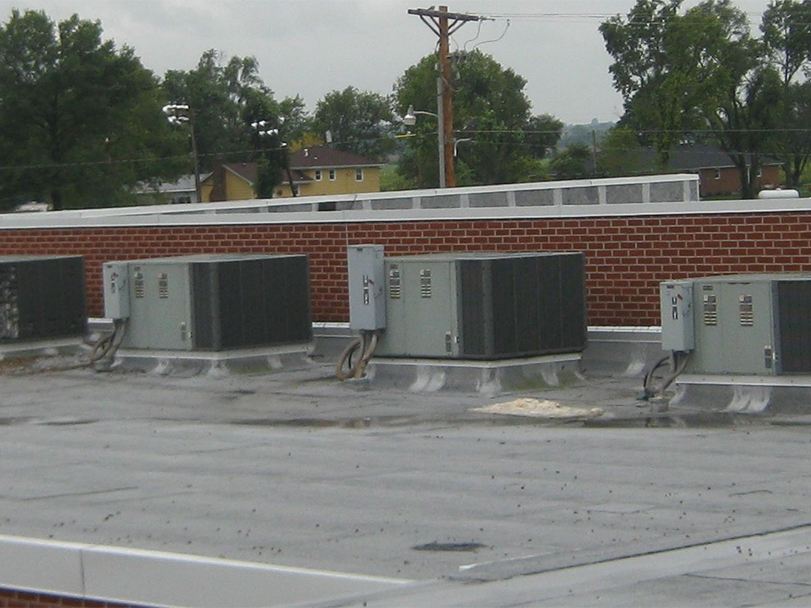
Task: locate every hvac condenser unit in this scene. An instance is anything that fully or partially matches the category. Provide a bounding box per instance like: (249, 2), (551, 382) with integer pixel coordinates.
(104, 254), (311, 351)
(663, 274), (811, 375)
(0, 255), (86, 343)
(374, 252), (587, 359)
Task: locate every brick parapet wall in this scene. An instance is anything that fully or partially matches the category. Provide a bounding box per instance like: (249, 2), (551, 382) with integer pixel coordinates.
(0, 588), (142, 608)
(1, 212), (809, 326)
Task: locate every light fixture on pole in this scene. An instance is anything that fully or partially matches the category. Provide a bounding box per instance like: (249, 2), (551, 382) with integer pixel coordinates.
(252, 119), (297, 197)
(163, 103), (201, 203)
(403, 80), (447, 187)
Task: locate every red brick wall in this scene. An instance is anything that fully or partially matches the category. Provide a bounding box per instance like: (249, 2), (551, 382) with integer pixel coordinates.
(0, 588), (142, 608)
(1, 213), (809, 326)
(699, 166), (781, 196)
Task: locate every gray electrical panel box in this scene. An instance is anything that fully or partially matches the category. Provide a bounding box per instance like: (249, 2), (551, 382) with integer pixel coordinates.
(105, 254), (311, 351)
(374, 251), (587, 359)
(673, 274), (811, 375)
(0, 255), (86, 343)
(347, 245), (386, 330)
(102, 262), (130, 320)
(660, 280), (694, 352)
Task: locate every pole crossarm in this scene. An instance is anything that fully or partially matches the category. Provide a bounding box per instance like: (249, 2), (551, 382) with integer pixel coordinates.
(408, 8), (485, 35)
(408, 6), (487, 188)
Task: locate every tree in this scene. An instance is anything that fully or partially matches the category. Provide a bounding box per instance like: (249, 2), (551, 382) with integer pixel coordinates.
(779, 81), (811, 187)
(597, 126), (648, 177)
(311, 87), (395, 160)
(393, 50), (562, 188)
(761, 0), (811, 187)
(601, 0), (784, 198)
(0, 9), (183, 210)
(550, 143), (592, 180)
(162, 50), (308, 197)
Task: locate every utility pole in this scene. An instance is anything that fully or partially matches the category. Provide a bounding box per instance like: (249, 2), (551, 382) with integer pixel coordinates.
(408, 6), (483, 188)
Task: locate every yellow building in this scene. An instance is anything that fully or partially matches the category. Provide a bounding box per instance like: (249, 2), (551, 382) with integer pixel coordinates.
(275, 146), (384, 198)
(200, 162), (257, 203)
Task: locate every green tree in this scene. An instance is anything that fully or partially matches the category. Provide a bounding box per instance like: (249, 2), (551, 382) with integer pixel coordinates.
(0, 9), (183, 210)
(311, 87), (395, 160)
(550, 143), (592, 180)
(761, 0), (811, 187)
(163, 50), (308, 196)
(601, 0), (784, 198)
(597, 126), (648, 177)
(393, 50), (562, 188)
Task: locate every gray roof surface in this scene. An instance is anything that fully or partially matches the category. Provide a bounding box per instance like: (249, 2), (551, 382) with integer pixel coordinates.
(2, 342), (811, 607)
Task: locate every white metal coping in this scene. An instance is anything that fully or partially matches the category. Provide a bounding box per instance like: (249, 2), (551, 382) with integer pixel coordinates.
(0, 534), (411, 608)
(8, 173), (789, 230)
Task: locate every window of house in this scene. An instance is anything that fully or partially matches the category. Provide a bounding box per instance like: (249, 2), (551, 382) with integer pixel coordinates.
(714, 168), (721, 180)
(314, 170), (322, 181)
(329, 169), (336, 181)
(757, 168), (763, 178)
(355, 168), (363, 181)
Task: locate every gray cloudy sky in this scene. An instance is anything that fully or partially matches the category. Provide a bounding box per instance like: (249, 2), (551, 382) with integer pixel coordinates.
(0, 0), (777, 124)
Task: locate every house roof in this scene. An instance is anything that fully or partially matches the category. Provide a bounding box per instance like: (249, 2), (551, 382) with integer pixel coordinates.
(201, 162), (257, 186)
(630, 144), (782, 172)
(134, 175), (208, 195)
(288, 146), (384, 170)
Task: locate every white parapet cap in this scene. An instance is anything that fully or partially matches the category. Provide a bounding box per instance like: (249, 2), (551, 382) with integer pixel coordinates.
(1, 174), (805, 229)
(0, 534), (410, 608)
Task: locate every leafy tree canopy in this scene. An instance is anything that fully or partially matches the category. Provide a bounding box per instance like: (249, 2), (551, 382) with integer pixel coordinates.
(0, 9), (183, 210)
(393, 50), (563, 188)
(162, 49), (307, 196)
(311, 86), (395, 160)
(601, 0), (799, 197)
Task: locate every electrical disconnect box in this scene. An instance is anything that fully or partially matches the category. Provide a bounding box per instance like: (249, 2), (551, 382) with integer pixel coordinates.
(660, 280), (694, 352)
(0, 255), (86, 343)
(102, 262), (130, 320)
(374, 252), (587, 359)
(661, 274), (811, 375)
(347, 245), (386, 331)
(104, 254), (311, 351)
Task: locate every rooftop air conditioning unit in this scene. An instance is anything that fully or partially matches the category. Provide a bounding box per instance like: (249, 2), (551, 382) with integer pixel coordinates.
(0, 255), (86, 343)
(103, 254), (311, 351)
(374, 251), (586, 359)
(661, 274), (811, 375)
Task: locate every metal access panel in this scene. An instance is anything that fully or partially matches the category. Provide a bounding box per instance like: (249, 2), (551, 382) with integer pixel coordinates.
(123, 261), (193, 350)
(378, 257), (459, 358)
(660, 281), (694, 352)
(0, 255), (86, 343)
(111, 254), (311, 351)
(686, 275), (778, 375)
(375, 252), (586, 360)
(347, 245), (386, 330)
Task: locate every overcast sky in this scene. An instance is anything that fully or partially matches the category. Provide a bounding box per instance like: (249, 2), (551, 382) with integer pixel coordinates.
(0, 0), (778, 125)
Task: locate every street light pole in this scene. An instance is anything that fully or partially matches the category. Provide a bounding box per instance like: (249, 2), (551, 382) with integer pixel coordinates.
(404, 87), (446, 188)
(163, 104), (201, 203)
(436, 76), (446, 188)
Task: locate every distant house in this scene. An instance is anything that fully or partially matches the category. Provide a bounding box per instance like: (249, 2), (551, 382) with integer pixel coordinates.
(665, 145), (781, 197)
(201, 162), (257, 202)
(276, 146), (384, 198)
(134, 175), (202, 205)
(606, 144), (781, 198)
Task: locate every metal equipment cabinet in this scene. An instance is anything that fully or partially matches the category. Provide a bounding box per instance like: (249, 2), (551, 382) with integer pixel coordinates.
(109, 254), (311, 351)
(0, 255), (86, 343)
(685, 274), (811, 375)
(374, 252), (586, 359)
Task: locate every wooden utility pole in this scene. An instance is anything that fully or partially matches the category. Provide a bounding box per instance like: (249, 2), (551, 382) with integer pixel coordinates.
(408, 6), (483, 188)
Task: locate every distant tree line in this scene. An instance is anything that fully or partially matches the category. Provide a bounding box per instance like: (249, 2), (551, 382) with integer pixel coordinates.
(0, 9), (571, 210)
(598, 0), (811, 198)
